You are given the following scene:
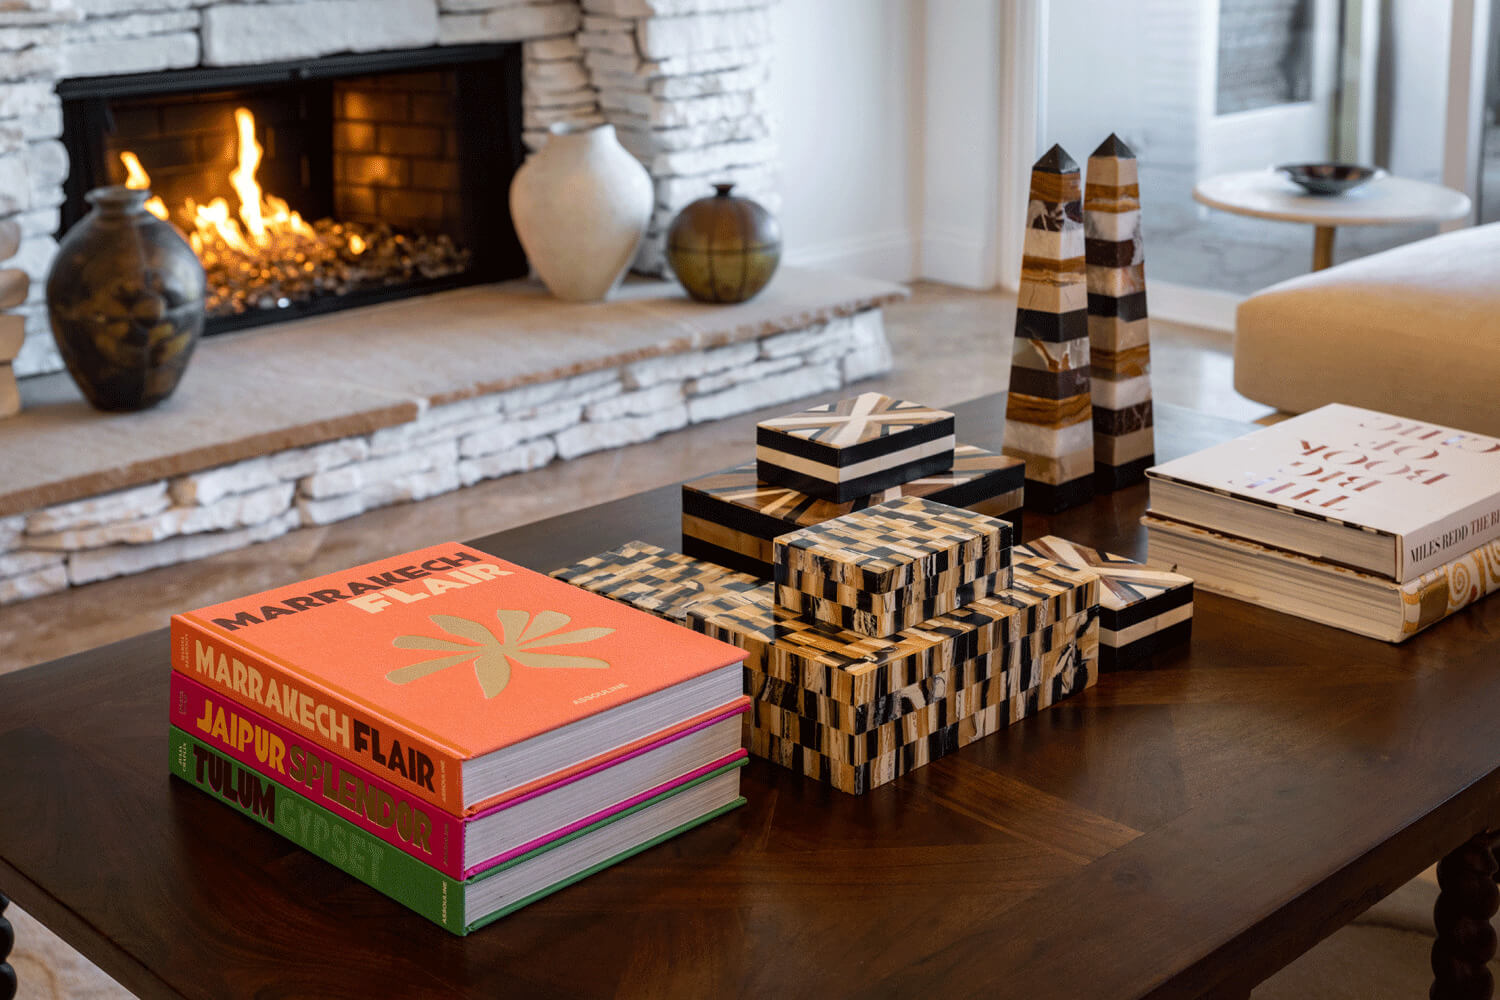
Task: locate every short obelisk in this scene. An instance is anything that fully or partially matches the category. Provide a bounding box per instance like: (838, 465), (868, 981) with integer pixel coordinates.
(1085, 134), (1155, 490)
(1004, 144), (1095, 513)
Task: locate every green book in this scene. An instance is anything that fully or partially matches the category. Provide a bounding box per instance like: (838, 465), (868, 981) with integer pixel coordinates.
(168, 727), (746, 934)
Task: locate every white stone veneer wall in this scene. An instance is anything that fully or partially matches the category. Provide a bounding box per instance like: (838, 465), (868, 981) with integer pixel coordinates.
(0, 0), (778, 378)
(0, 308), (891, 604)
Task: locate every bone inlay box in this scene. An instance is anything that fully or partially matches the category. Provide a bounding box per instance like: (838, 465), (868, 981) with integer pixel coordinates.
(550, 540), (763, 623)
(1016, 534), (1191, 670)
(681, 444), (1024, 579)
(690, 558), (1100, 794)
(770, 496), (1015, 637)
(756, 392), (956, 502)
(691, 557), (1097, 707)
(1005, 144), (1096, 514)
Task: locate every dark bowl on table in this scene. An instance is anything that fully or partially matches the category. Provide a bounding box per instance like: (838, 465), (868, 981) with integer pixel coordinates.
(1276, 163), (1382, 195)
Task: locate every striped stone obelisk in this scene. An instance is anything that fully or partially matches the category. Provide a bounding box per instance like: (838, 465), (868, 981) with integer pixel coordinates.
(1085, 134), (1155, 490)
(1004, 144), (1095, 514)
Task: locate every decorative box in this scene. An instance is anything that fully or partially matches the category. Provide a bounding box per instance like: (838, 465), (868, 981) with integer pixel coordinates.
(550, 540), (762, 624)
(689, 557), (1100, 794)
(755, 392), (956, 502)
(1016, 535), (1192, 670)
(682, 444), (1024, 579)
(773, 565), (1008, 638)
(771, 496), (1014, 638)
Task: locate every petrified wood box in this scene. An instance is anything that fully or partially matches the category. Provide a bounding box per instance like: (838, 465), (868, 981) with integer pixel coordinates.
(550, 540), (762, 624)
(682, 444), (1024, 579)
(1016, 535), (1191, 670)
(690, 554), (1100, 794)
(771, 496), (1014, 638)
(755, 392), (956, 502)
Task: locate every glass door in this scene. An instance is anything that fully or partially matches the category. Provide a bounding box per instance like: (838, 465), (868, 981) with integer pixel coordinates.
(1200, 0), (1340, 177)
(1038, 0), (1452, 298)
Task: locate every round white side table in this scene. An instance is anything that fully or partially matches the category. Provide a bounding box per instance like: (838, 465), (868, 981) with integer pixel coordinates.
(1192, 169), (1472, 270)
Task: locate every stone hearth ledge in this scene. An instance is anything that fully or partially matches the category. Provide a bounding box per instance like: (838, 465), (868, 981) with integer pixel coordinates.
(0, 267), (903, 602)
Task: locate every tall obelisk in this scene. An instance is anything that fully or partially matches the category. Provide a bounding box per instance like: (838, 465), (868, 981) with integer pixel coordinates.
(1004, 144), (1095, 513)
(1085, 134), (1155, 490)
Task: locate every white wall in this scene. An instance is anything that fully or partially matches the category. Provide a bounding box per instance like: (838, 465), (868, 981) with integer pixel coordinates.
(1044, 0), (1150, 167)
(1379, 0), (1450, 183)
(767, 0), (918, 281)
(919, 0), (1003, 289)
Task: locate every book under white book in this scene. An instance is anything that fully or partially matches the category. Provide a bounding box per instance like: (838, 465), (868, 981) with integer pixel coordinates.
(1143, 515), (1500, 643)
(1146, 404), (1500, 583)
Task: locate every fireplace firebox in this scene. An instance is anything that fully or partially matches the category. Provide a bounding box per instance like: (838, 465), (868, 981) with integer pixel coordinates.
(58, 45), (527, 336)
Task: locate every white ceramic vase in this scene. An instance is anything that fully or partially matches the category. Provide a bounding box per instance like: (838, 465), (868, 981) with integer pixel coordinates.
(508, 123), (653, 303)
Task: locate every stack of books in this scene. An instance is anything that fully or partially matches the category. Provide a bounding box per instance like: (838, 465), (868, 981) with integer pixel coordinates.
(167, 542), (750, 934)
(555, 499), (1102, 795)
(1144, 404), (1500, 642)
(682, 393), (1025, 579)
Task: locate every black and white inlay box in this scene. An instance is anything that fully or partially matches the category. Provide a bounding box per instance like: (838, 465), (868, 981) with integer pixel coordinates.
(1015, 535), (1193, 670)
(755, 392), (956, 502)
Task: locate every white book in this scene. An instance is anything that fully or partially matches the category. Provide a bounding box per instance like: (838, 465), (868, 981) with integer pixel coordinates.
(1143, 515), (1500, 643)
(1146, 404), (1500, 582)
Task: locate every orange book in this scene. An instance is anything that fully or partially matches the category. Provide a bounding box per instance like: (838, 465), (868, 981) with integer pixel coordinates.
(170, 542), (747, 816)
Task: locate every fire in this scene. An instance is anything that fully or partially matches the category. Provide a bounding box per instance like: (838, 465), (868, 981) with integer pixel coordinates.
(118, 151), (169, 221)
(118, 105), (469, 318)
(121, 107), (333, 262)
(229, 107), (266, 242)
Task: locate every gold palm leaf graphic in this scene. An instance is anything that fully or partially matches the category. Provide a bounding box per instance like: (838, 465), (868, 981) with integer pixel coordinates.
(387, 610), (615, 699)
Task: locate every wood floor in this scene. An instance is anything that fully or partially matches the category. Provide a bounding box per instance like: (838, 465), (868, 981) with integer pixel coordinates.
(0, 281), (1271, 676)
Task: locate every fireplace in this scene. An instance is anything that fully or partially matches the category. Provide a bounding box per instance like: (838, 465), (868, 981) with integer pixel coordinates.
(56, 45), (527, 336)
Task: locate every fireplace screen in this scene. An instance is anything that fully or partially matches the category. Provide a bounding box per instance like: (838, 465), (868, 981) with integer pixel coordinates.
(59, 45), (527, 335)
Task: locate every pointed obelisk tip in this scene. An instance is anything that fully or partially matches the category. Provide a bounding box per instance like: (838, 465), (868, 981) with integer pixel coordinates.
(1033, 143), (1078, 174)
(1090, 133), (1136, 160)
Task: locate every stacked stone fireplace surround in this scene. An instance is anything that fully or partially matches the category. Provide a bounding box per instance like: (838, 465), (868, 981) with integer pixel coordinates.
(0, 0), (897, 606)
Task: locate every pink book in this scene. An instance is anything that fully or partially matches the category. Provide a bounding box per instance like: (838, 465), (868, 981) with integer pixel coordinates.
(170, 672), (748, 878)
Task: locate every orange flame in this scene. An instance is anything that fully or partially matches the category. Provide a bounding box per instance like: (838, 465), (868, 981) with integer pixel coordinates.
(118, 151), (170, 221)
(229, 107), (266, 245)
(120, 107), (346, 263)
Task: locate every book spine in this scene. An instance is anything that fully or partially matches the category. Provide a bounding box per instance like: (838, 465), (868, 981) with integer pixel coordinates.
(1401, 538), (1500, 637)
(171, 617), (463, 814)
(469, 797), (746, 932)
(168, 727), (468, 934)
(170, 672), (467, 880)
(1402, 495), (1500, 581)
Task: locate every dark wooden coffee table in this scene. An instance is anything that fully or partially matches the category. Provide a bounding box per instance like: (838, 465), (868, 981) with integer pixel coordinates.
(2, 398), (1498, 1000)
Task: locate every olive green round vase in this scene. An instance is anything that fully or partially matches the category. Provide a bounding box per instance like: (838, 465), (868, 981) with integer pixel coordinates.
(46, 185), (206, 411)
(666, 183), (781, 304)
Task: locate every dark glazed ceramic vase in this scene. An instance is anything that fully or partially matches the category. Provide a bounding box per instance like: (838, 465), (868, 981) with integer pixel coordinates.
(666, 183), (781, 303)
(46, 185), (206, 411)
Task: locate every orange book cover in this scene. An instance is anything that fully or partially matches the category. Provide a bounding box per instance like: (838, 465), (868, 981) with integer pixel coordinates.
(170, 542), (747, 816)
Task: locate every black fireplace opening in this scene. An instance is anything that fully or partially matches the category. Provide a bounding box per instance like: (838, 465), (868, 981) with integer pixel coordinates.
(58, 45), (528, 336)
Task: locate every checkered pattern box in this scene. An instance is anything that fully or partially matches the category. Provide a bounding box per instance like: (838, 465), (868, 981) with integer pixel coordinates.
(690, 556), (1100, 793)
(748, 618), (1094, 765)
(744, 608), (1096, 734)
(742, 612), (1095, 794)
(696, 555), (1094, 704)
(681, 444), (1024, 580)
(755, 392), (956, 502)
(771, 496), (1014, 638)
(550, 541), (763, 624)
(1016, 536), (1192, 670)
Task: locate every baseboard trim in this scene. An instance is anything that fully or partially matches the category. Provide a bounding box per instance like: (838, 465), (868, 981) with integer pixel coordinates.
(783, 231), (916, 283)
(1147, 280), (1241, 334)
(918, 229), (995, 289)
